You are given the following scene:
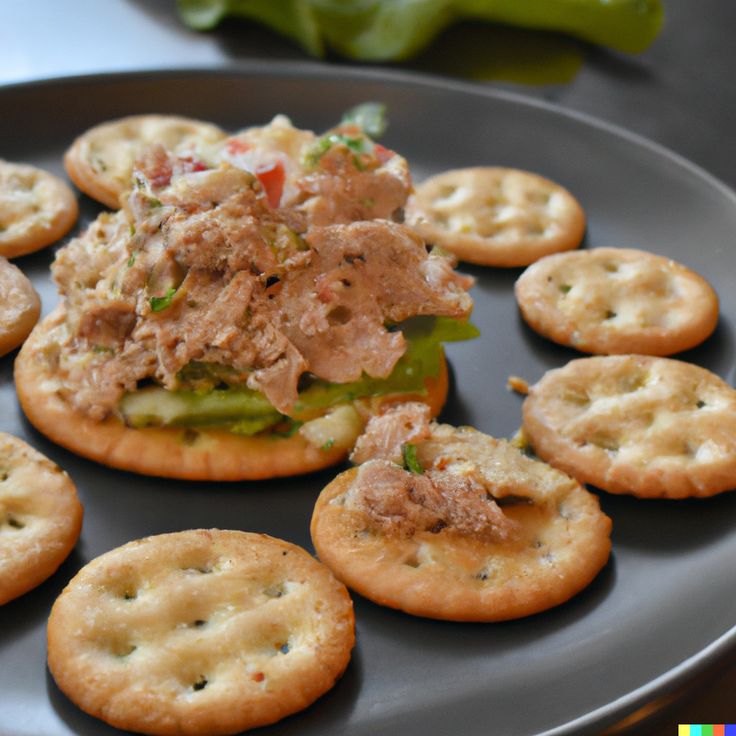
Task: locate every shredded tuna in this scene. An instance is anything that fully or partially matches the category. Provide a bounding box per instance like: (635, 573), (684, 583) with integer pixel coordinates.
(351, 402), (432, 465)
(349, 460), (516, 541)
(76, 299), (136, 348)
(49, 117), (474, 420)
(276, 221), (473, 387)
(298, 143), (410, 225)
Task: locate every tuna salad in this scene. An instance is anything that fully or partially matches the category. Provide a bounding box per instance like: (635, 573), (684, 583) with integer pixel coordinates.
(42, 112), (476, 447)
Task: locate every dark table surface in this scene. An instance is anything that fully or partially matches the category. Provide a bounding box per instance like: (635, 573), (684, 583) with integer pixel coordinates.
(2, 1), (735, 733)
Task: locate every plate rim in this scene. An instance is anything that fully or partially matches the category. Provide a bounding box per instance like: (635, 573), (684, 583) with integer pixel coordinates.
(1, 62), (735, 736)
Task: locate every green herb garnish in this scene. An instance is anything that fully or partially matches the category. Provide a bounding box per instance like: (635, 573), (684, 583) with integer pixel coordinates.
(342, 102), (387, 139)
(303, 132), (372, 169)
(321, 438), (335, 451)
(127, 253), (136, 268)
(401, 443), (423, 474)
(150, 287), (177, 313)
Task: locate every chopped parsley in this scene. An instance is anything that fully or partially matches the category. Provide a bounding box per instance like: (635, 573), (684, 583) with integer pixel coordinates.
(303, 132), (373, 169)
(149, 287), (177, 313)
(341, 102), (387, 139)
(321, 438), (335, 451)
(401, 443), (423, 474)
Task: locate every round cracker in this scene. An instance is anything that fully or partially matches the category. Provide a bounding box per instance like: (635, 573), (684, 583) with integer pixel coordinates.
(0, 159), (78, 258)
(64, 114), (226, 209)
(311, 425), (611, 622)
(515, 247), (719, 355)
(14, 308), (448, 481)
(47, 529), (354, 735)
(0, 432), (83, 605)
(522, 355), (736, 499)
(0, 256), (40, 356)
(406, 167), (585, 267)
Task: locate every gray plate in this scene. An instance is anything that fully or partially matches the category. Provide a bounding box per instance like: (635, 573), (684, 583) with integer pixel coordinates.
(1, 65), (735, 736)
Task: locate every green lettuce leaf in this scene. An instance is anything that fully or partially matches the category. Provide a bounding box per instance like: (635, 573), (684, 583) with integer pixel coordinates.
(118, 316), (478, 432)
(177, 0), (664, 60)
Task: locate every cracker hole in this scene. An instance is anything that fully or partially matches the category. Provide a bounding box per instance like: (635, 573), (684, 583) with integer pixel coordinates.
(180, 428), (200, 446)
(327, 306), (352, 325)
(604, 310), (617, 320)
(111, 643), (137, 658)
(192, 676), (208, 691)
(276, 641), (290, 655)
(0, 470), (9, 482)
(620, 372), (649, 393)
(404, 554), (421, 568)
(495, 494), (533, 508)
(474, 568), (489, 581)
(122, 589), (137, 601)
(696, 400), (706, 409)
(427, 520), (448, 534)
(192, 619), (207, 628)
(438, 185), (457, 199)
(603, 262), (619, 273)
(264, 584), (285, 599)
(591, 435), (619, 453)
(4, 516), (25, 530)
(183, 565), (213, 575)
(560, 389), (589, 406)
(557, 502), (574, 520)
(530, 189), (551, 205)
(683, 441), (698, 458)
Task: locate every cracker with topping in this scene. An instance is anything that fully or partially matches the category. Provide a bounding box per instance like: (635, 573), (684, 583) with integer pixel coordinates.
(406, 167), (585, 267)
(515, 247), (719, 355)
(0, 432), (83, 605)
(0, 256), (40, 356)
(47, 530), (354, 735)
(522, 355), (736, 498)
(311, 410), (611, 621)
(0, 159), (78, 258)
(64, 114), (226, 209)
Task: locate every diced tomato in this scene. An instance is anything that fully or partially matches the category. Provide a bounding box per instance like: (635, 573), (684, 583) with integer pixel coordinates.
(255, 161), (285, 209)
(226, 138), (251, 156)
(373, 144), (394, 164)
(178, 155), (208, 173)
